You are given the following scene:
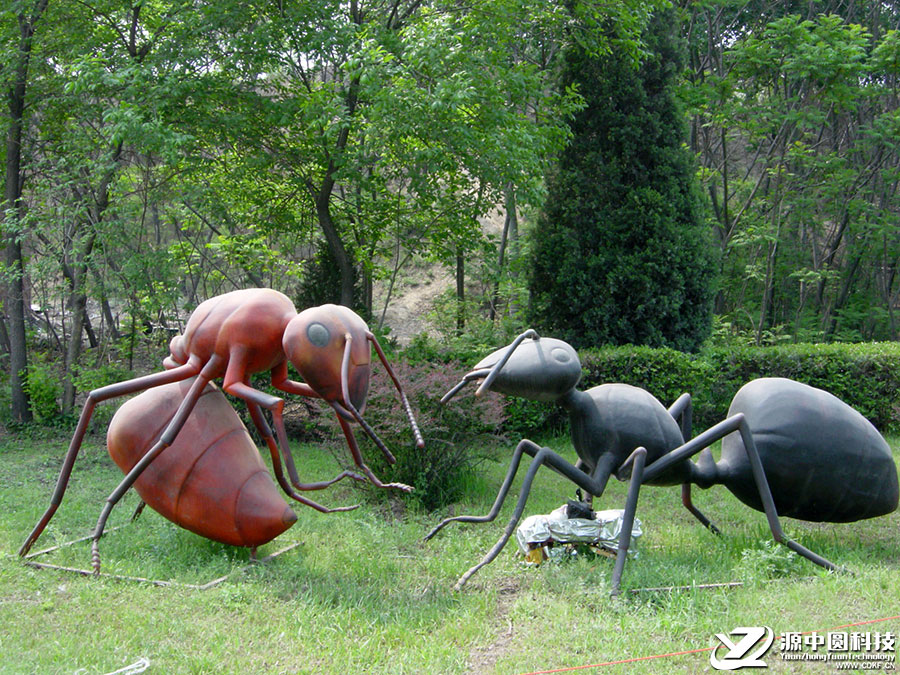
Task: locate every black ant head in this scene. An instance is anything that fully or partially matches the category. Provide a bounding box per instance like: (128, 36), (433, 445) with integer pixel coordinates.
(442, 330), (581, 404)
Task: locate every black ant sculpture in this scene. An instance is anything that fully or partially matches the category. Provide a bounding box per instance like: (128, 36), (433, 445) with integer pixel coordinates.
(426, 330), (899, 592)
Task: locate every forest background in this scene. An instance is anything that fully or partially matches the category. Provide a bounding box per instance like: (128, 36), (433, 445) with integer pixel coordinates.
(2, 0), (900, 427)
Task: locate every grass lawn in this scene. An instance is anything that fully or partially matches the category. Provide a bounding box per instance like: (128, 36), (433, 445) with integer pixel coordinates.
(1, 425), (898, 674)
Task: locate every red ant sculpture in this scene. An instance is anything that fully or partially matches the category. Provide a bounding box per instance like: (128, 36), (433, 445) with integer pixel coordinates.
(19, 289), (423, 572)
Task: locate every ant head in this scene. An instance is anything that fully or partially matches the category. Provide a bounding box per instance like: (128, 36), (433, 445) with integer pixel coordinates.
(443, 330), (581, 404)
(283, 304), (371, 411)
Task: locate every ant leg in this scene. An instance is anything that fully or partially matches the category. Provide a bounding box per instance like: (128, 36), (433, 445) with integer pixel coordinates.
(427, 445), (618, 543)
(642, 414), (839, 572)
(236, 390), (355, 509)
(610, 448), (647, 596)
(682, 483), (720, 534)
(18, 359), (201, 557)
(90, 366), (215, 573)
(665, 393), (719, 532)
(367, 332), (424, 448)
(667, 393), (693, 441)
(130, 501), (147, 523)
(424, 440), (543, 541)
(244, 402), (360, 513)
(222, 353), (314, 501)
(733, 418), (838, 571)
(453, 447), (616, 591)
(335, 413), (413, 492)
(245, 401), (366, 492)
(574, 459), (593, 508)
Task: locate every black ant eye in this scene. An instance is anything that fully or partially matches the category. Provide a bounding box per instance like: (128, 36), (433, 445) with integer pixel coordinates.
(307, 322), (331, 347)
(551, 347), (571, 363)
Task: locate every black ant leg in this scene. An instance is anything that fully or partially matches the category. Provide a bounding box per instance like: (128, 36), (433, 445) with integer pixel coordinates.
(642, 414), (839, 571)
(450, 445), (620, 591)
(610, 447), (647, 596)
(424, 440), (541, 541)
(682, 483), (720, 534)
(666, 392), (720, 534)
(424, 441), (617, 542)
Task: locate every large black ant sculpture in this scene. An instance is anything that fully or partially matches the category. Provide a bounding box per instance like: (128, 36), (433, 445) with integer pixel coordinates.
(426, 330), (899, 592)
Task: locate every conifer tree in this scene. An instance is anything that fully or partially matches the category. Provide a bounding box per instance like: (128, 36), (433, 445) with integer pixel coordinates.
(528, 11), (715, 351)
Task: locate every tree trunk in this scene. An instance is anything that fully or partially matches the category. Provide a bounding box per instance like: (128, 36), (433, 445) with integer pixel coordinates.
(315, 189), (356, 307)
(3, 1), (49, 422)
(456, 247), (465, 335)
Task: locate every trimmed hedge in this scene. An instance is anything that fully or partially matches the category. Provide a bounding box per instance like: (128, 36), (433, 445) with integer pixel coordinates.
(401, 338), (900, 435)
(579, 342), (900, 432)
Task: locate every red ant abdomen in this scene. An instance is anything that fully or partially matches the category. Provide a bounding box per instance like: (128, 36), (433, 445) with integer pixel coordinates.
(107, 378), (297, 548)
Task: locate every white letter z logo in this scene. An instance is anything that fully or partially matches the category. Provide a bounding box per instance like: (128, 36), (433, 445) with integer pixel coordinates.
(710, 626), (774, 670)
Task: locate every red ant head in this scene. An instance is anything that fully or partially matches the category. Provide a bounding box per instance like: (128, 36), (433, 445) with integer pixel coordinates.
(282, 304), (371, 412)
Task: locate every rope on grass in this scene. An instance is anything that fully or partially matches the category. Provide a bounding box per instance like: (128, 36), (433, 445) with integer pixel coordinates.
(103, 657), (150, 675)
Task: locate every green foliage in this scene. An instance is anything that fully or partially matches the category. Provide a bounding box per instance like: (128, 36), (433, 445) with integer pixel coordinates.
(683, 6), (900, 344)
(528, 9), (715, 353)
(738, 539), (805, 582)
(338, 359), (508, 512)
(293, 240), (362, 312)
(23, 354), (62, 424)
(577, 341), (900, 431)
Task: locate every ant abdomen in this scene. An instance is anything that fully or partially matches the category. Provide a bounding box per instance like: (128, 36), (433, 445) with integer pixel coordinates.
(107, 378), (297, 548)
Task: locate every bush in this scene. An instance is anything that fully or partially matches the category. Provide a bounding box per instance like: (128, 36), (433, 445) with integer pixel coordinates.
(328, 359), (508, 511)
(578, 342), (900, 432)
(24, 354), (63, 424)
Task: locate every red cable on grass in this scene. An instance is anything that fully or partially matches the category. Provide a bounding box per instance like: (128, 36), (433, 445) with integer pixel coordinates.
(518, 615), (900, 675)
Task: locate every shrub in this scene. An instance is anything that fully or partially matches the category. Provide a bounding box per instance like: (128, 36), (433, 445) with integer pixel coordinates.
(327, 359), (507, 511)
(577, 342), (900, 432)
(24, 354), (63, 424)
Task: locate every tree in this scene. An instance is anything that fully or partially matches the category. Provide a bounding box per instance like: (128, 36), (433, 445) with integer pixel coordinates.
(528, 9), (715, 352)
(681, 1), (900, 342)
(1, 0), (51, 422)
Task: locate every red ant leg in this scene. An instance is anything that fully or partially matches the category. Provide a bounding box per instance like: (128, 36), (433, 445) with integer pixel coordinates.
(334, 413), (412, 492)
(243, 401), (360, 513)
(19, 359), (201, 557)
(244, 400), (366, 494)
(90, 360), (216, 572)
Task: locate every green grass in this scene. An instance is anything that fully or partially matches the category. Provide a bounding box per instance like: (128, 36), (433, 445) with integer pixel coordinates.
(1, 428), (898, 674)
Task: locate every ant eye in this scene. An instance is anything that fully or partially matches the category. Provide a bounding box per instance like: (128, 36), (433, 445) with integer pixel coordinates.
(307, 322), (331, 347)
(551, 347), (571, 363)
